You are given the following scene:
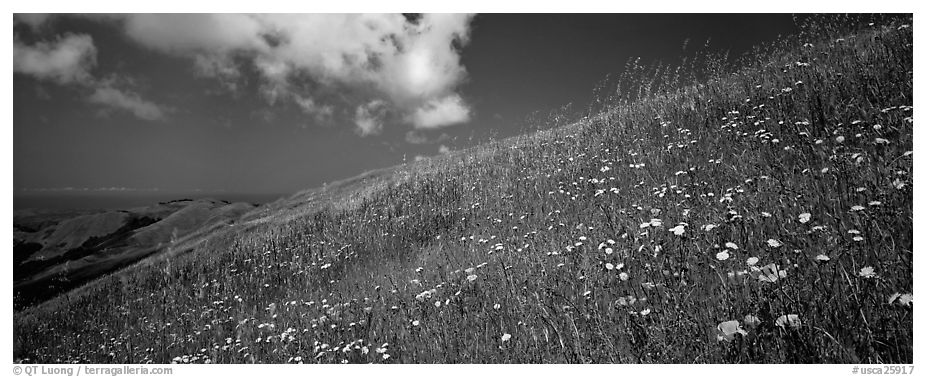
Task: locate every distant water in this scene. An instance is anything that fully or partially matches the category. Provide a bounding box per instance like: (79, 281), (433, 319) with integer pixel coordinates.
(13, 192), (287, 211)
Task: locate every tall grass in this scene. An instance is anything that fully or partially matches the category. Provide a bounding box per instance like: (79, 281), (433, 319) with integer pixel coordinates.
(14, 15), (912, 364)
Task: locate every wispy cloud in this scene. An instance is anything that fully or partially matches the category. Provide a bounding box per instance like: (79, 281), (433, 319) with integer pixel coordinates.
(88, 86), (168, 121)
(14, 19), (170, 122)
(405, 130), (451, 145)
(354, 100), (388, 136)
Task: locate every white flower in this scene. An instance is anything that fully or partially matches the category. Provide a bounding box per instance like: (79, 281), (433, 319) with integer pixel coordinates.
(466, 274), (478, 282)
(702, 224), (718, 231)
(815, 254), (831, 262)
(716, 320), (747, 342)
(746, 257), (759, 266)
(851, 205), (866, 212)
(412, 320), (420, 326)
(716, 250), (730, 261)
(767, 239), (783, 248)
(619, 272), (629, 281)
(501, 333), (512, 342)
(859, 266), (877, 279)
(743, 315), (761, 326)
(753, 263), (787, 283)
(725, 242), (739, 250)
(888, 293), (913, 307)
(775, 314), (801, 329)
(605, 263), (615, 270)
(798, 213), (811, 223)
(669, 224), (686, 236)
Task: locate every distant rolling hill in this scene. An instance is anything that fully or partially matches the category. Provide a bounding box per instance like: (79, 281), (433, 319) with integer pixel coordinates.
(13, 198), (257, 308)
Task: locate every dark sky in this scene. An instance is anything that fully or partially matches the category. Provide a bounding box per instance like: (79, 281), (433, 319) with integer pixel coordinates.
(13, 14), (799, 199)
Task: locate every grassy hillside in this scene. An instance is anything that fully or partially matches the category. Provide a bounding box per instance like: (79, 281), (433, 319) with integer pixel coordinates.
(14, 16), (913, 363)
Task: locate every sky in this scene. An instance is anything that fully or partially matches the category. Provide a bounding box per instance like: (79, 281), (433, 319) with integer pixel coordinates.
(13, 13), (801, 204)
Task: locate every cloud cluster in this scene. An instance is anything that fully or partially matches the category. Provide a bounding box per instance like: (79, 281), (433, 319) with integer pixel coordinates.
(13, 20), (169, 121)
(109, 14), (476, 134)
(13, 34), (96, 84)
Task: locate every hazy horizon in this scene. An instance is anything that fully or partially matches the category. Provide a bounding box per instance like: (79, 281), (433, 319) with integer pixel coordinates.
(13, 190), (287, 210)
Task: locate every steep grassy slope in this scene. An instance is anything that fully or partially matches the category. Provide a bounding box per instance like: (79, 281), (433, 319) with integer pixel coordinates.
(14, 19), (912, 363)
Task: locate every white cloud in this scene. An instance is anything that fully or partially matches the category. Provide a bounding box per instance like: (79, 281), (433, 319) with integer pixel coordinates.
(122, 14), (267, 55)
(404, 130), (451, 145)
(104, 14), (475, 132)
(354, 100), (388, 136)
(88, 86), (168, 121)
(411, 94), (471, 129)
(14, 34), (96, 85)
(294, 95), (334, 122)
(14, 31), (169, 121)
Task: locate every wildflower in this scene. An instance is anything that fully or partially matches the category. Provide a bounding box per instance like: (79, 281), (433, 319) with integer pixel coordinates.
(743, 315), (761, 326)
(859, 266), (877, 279)
(716, 250), (731, 261)
(615, 296), (636, 306)
(501, 333), (512, 342)
(640, 308), (651, 316)
(725, 242), (739, 250)
(669, 224), (686, 236)
(798, 213), (811, 223)
(888, 293), (913, 307)
(775, 314), (802, 329)
(815, 254), (831, 262)
(746, 257), (759, 266)
(619, 272), (629, 281)
(753, 263), (787, 283)
(493, 303), (501, 310)
(466, 274), (478, 282)
(412, 320), (420, 326)
(716, 320), (747, 342)
(767, 239), (783, 248)
(893, 179), (906, 190)
(605, 263), (615, 270)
